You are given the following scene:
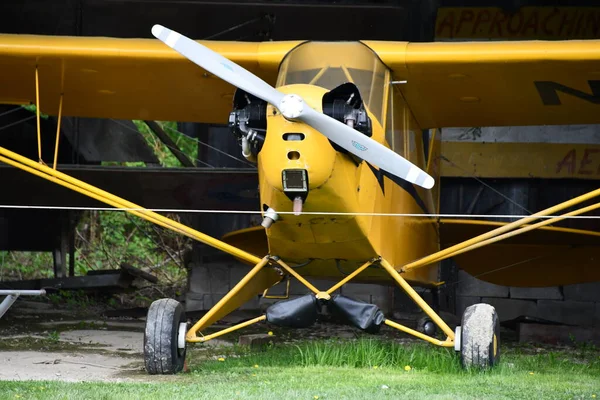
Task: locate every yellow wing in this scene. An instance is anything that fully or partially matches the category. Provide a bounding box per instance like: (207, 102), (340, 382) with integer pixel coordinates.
(365, 40), (600, 128)
(0, 34), (300, 123)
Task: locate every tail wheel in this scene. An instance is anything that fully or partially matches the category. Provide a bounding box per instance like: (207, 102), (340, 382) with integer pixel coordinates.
(416, 315), (437, 336)
(459, 303), (500, 368)
(144, 298), (187, 374)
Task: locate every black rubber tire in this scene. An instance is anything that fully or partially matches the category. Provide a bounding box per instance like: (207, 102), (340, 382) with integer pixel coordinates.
(416, 315), (437, 336)
(460, 303), (500, 369)
(144, 298), (187, 374)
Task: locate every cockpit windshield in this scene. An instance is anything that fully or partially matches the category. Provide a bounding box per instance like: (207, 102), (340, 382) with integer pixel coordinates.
(276, 42), (388, 124)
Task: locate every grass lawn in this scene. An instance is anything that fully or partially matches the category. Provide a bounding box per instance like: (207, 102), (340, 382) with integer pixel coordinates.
(1, 339), (598, 399)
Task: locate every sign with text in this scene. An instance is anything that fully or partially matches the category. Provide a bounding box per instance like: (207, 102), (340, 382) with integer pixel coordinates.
(441, 142), (600, 180)
(435, 7), (600, 40)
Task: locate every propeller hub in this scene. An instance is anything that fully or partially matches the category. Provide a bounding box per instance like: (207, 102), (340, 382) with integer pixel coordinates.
(279, 94), (305, 120)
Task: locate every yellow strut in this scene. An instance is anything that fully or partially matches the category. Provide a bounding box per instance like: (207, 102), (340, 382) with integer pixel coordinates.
(263, 277), (290, 299)
(52, 94), (63, 170)
(441, 201), (600, 262)
(403, 186), (600, 272)
(196, 315), (267, 343)
(0, 153), (191, 241)
(308, 65), (330, 86)
(274, 258), (320, 294)
(380, 258), (455, 340)
(0, 145), (262, 266)
(0, 149), (275, 344)
(326, 259), (377, 294)
(384, 320), (454, 347)
(34, 66), (42, 163)
(187, 257), (269, 340)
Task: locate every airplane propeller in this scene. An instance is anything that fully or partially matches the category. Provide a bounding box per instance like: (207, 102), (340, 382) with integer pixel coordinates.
(151, 25), (435, 189)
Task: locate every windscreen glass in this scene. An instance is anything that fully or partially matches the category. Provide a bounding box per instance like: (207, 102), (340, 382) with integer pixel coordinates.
(276, 42), (388, 124)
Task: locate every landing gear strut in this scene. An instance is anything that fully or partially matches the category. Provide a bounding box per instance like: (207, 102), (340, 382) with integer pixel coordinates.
(144, 256), (501, 374)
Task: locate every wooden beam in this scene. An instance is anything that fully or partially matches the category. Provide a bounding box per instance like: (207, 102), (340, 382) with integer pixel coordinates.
(144, 120), (195, 167)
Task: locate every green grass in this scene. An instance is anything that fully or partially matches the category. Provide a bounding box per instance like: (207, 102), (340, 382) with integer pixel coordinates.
(1, 339), (599, 399)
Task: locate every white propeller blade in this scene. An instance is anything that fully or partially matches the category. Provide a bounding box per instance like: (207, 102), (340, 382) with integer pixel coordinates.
(299, 106), (435, 189)
(151, 24), (434, 189)
(151, 25), (283, 107)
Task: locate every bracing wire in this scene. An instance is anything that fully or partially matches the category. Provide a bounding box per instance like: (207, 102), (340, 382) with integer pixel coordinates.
(110, 119), (256, 168)
(0, 204), (599, 220)
(439, 155), (534, 215)
(162, 123), (256, 168)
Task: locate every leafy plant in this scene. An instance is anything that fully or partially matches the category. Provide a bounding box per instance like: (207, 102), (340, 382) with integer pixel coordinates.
(47, 331), (59, 343)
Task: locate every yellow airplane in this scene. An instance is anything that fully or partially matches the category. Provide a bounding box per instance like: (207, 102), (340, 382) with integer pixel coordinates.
(0, 26), (599, 373)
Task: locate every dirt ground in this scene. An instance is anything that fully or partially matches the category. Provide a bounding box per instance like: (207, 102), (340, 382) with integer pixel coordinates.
(0, 299), (139, 382)
(1, 297), (422, 382)
(0, 299), (244, 382)
(0, 297), (501, 383)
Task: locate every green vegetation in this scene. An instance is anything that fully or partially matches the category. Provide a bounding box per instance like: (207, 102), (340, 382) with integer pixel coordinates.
(1, 339), (598, 399)
(103, 121), (199, 168)
(0, 120), (196, 301)
(0, 211), (189, 291)
(21, 104), (48, 119)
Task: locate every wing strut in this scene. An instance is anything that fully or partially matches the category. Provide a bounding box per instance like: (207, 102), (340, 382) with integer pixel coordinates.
(403, 188), (600, 272)
(0, 144), (262, 265)
(34, 66), (42, 164)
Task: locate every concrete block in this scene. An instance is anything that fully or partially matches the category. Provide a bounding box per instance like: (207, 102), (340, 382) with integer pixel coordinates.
(538, 300), (597, 327)
(481, 297), (538, 322)
(456, 296), (481, 317)
(371, 293), (393, 314)
(510, 286), (563, 300)
(202, 293), (228, 310)
(289, 278), (335, 295)
(457, 270), (509, 298)
(563, 282), (600, 302)
(188, 265), (209, 294)
(519, 323), (600, 345)
(342, 282), (389, 298)
(238, 295), (261, 311)
(185, 292), (204, 312)
(188, 263), (231, 294)
(393, 287), (432, 313)
(239, 334), (277, 350)
(208, 264), (231, 292)
(229, 265), (254, 286)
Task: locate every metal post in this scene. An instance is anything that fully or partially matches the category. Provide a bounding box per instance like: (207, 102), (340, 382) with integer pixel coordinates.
(0, 289), (46, 319)
(0, 295), (18, 319)
(0, 290), (46, 295)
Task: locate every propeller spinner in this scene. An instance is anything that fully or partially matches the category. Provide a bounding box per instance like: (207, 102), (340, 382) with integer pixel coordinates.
(151, 25), (434, 190)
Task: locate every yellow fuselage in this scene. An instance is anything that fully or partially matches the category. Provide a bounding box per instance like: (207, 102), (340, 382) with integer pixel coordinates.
(258, 82), (439, 285)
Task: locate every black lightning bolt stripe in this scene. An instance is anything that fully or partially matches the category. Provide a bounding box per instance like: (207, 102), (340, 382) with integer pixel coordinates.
(366, 162), (431, 216)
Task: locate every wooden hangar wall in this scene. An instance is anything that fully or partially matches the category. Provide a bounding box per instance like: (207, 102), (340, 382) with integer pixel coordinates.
(436, 1), (600, 331)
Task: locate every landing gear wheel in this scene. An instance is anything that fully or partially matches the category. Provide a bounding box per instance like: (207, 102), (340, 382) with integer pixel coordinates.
(459, 303), (500, 368)
(144, 298), (187, 374)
